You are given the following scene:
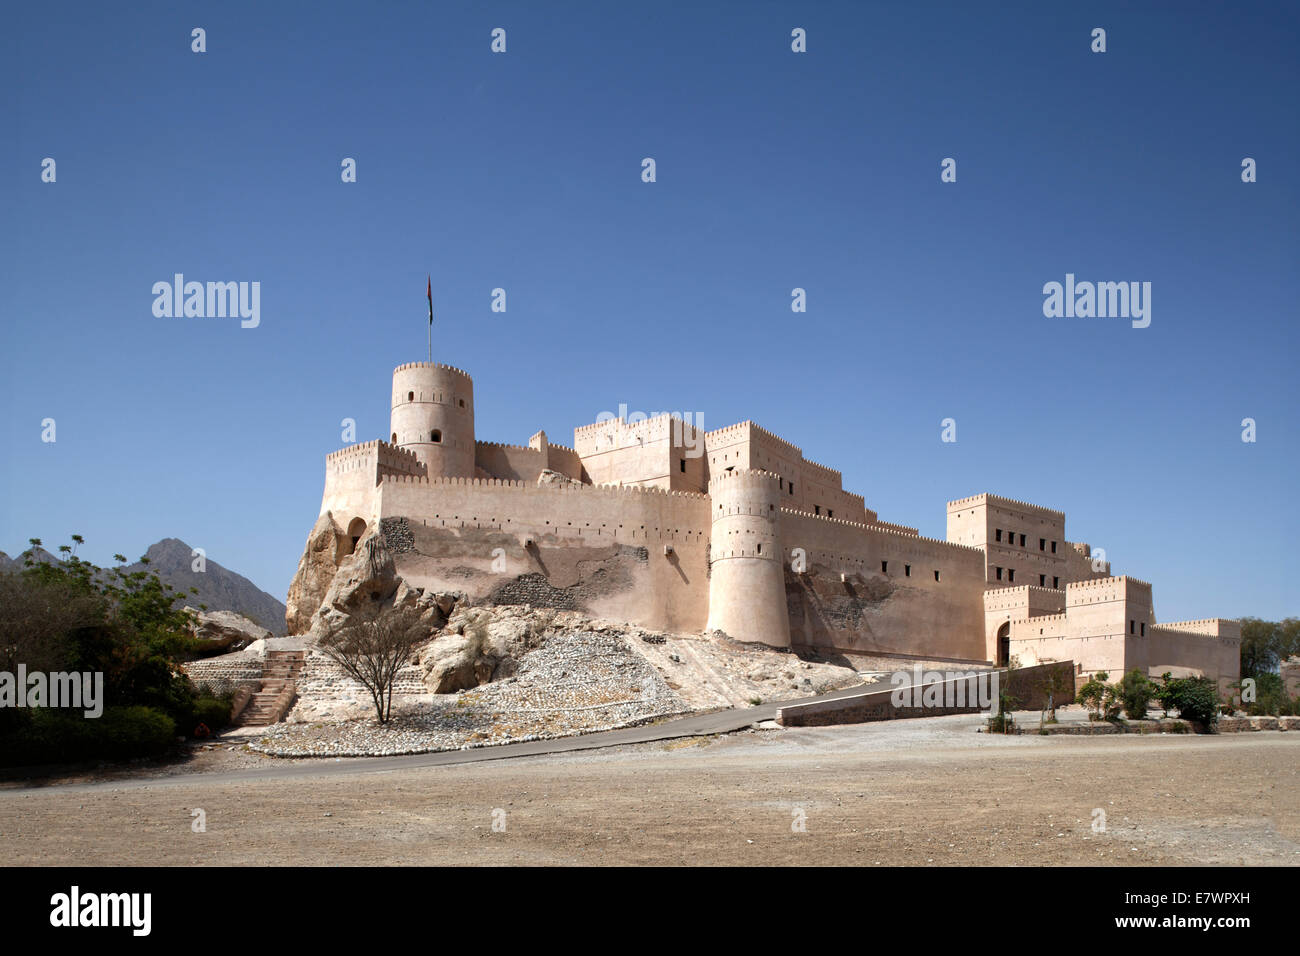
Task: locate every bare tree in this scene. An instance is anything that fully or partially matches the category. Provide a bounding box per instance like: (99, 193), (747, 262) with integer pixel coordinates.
(318, 603), (425, 723)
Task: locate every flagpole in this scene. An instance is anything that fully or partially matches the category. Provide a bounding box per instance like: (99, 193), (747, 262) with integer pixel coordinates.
(427, 275), (433, 364)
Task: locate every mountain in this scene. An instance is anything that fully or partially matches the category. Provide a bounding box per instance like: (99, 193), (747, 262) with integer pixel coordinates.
(120, 539), (287, 634)
(2, 539), (287, 635)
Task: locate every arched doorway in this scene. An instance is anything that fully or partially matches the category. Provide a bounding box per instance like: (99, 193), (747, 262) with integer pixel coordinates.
(996, 622), (1011, 666)
(338, 517), (368, 559)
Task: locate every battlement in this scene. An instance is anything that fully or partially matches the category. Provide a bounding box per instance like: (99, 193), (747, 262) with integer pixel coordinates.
(1012, 612), (1069, 625)
(1065, 574), (1151, 592)
(1158, 618), (1237, 629)
(1149, 623), (1240, 644)
(947, 492), (1066, 520)
(800, 456), (843, 483)
(780, 507), (984, 552)
(574, 411), (702, 436)
(705, 420), (802, 455)
(326, 439), (421, 466)
(475, 440), (544, 454)
(870, 519), (920, 536)
(393, 361), (473, 380)
(379, 472), (710, 501)
(985, 584), (1065, 597)
(707, 468), (783, 492)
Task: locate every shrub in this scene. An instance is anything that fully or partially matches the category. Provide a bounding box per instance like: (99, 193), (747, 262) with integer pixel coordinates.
(1158, 675), (1220, 731)
(188, 694), (233, 734)
(1117, 668), (1157, 720)
(0, 706), (176, 767)
(1076, 671), (1118, 720)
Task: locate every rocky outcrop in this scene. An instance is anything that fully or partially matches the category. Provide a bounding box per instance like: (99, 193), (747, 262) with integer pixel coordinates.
(187, 607), (273, 653)
(537, 469), (583, 487)
(418, 605), (556, 693)
(304, 530), (460, 645)
(285, 513), (341, 635)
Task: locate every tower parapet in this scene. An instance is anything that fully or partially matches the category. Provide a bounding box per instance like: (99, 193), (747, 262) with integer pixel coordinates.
(706, 469), (791, 648)
(390, 363), (475, 478)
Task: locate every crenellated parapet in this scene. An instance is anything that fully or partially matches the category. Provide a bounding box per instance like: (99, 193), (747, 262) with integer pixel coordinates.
(947, 492), (1066, 520)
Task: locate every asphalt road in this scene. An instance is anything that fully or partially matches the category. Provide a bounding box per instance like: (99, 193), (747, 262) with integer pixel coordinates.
(4, 680), (889, 794)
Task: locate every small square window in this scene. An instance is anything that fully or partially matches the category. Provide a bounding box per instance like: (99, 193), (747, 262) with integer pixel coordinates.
(1053, 576), (1059, 588)
(827, 509), (833, 518)
(679, 459), (686, 473)
(1039, 574), (1046, 587)
(1141, 622), (1146, 636)
(814, 505), (821, 515)
(1008, 569), (1015, 582)
(995, 529), (1002, 542)
(1051, 541), (1057, 554)
(1019, 534), (1026, 546)
(995, 567), (1003, 581)
(1039, 538), (1046, 551)
(905, 564), (911, 577)
(934, 570), (940, 582)
(881, 561), (888, 574)
(1129, 620), (1135, 634)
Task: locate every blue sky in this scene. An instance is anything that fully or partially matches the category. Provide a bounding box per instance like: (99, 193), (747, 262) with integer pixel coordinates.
(3, 1), (1296, 621)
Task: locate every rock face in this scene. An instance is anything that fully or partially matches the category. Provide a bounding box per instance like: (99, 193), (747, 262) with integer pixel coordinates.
(305, 530), (458, 645)
(187, 607), (273, 653)
(285, 513), (342, 635)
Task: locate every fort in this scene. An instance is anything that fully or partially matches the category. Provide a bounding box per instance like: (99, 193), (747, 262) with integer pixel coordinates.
(286, 359), (1240, 696)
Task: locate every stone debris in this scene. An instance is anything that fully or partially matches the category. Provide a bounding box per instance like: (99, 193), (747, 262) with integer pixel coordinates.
(249, 628), (687, 757)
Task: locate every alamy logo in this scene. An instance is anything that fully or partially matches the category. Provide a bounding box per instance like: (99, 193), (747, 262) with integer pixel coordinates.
(0, 666), (103, 718)
(1042, 274), (1150, 328)
(890, 665), (997, 711)
(594, 404), (706, 458)
(152, 274), (260, 328)
(50, 886), (151, 936)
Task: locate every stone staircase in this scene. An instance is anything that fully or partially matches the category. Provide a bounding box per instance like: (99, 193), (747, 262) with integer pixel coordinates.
(233, 650), (306, 727)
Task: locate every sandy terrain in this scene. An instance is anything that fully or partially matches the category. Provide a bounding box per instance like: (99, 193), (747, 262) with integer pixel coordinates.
(1, 712), (1296, 866)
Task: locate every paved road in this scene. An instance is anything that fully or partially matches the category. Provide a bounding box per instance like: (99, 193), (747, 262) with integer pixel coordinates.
(2, 680), (890, 794)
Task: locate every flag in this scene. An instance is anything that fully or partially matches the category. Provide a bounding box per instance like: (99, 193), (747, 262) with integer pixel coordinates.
(427, 276), (433, 326)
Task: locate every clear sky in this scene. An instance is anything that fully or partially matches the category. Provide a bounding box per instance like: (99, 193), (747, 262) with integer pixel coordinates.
(3, 1), (1296, 621)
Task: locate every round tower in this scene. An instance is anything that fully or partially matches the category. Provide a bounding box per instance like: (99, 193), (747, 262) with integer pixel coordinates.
(389, 362), (476, 478)
(706, 469), (791, 648)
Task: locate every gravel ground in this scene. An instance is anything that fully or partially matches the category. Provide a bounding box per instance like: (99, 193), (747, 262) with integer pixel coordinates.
(2, 713), (1295, 866)
(246, 630), (688, 757)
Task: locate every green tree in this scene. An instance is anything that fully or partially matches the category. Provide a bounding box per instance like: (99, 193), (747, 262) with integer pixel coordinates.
(1117, 668), (1157, 720)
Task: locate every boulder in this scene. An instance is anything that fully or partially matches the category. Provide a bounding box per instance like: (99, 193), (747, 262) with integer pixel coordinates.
(537, 469), (583, 488)
(417, 605), (558, 693)
(285, 512), (341, 635)
(187, 608), (272, 653)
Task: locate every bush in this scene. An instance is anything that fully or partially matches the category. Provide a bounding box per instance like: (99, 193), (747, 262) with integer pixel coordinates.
(1158, 675), (1220, 730)
(0, 706), (176, 767)
(188, 694), (233, 734)
(1117, 668), (1156, 720)
(1076, 671), (1120, 720)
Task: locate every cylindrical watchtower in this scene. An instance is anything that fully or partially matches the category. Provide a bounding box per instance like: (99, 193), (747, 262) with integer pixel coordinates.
(389, 362), (475, 478)
(706, 470), (791, 648)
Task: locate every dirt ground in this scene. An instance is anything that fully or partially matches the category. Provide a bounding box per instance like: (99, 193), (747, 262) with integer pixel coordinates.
(1, 712), (1296, 866)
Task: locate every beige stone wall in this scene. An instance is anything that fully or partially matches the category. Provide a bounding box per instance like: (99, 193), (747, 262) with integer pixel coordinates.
(780, 509), (987, 660)
(947, 493), (1070, 587)
(376, 473), (712, 634)
(574, 414), (706, 492)
(985, 585), (1066, 662)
